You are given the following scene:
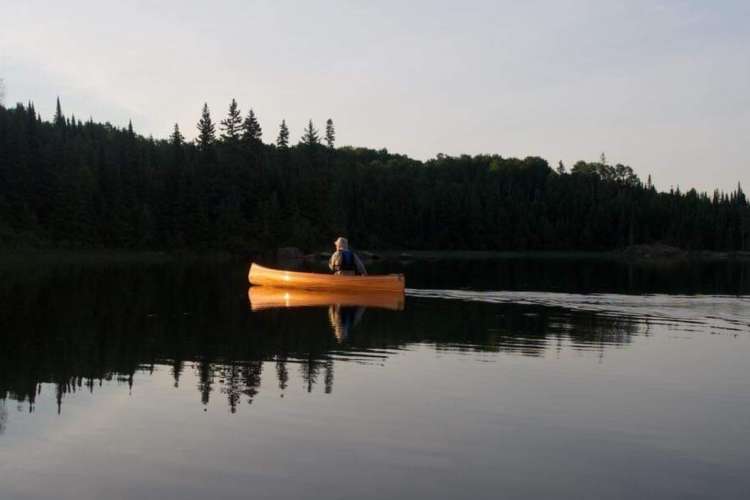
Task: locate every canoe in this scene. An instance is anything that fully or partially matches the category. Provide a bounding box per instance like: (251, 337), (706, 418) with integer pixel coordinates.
(248, 263), (405, 293)
(248, 286), (404, 311)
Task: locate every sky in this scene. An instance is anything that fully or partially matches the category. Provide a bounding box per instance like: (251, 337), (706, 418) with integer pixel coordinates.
(1, 0), (748, 192)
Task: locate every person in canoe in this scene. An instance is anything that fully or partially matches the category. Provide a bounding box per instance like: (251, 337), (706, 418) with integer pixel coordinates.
(329, 237), (368, 276)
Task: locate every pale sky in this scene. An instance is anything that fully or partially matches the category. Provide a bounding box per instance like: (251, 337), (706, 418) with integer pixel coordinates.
(1, 0), (748, 192)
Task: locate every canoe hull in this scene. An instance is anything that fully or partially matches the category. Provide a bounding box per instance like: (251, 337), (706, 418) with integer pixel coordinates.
(248, 263), (405, 293)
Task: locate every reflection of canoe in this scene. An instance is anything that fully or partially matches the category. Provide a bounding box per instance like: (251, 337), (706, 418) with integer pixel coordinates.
(248, 287), (404, 311)
(248, 263), (405, 293)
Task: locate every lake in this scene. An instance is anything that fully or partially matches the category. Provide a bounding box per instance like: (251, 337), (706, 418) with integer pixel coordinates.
(1, 255), (749, 499)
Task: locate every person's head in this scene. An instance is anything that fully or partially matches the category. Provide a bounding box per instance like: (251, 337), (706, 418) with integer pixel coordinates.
(334, 236), (348, 250)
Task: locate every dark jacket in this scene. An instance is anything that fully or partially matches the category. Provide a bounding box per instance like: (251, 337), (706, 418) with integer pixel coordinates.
(328, 249), (367, 275)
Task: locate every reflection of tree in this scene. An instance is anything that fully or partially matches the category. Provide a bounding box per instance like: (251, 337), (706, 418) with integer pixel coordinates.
(223, 364), (241, 413)
(276, 356), (289, 391)
(197, 361), (214, 406)
(324, 360), (334, 394)
(398, 258), (750, 296)
(240, 361), (262, 406)
(171, 360), (184, 388)
(0, 260), (659, 413)
(300, 356), (320, 393)
(0, 400), (7, 435)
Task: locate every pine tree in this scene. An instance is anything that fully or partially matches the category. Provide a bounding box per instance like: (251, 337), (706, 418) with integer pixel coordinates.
(220, 98), (242, 142)
(196, 103), (215, 150)
(54, 97), (64, 127)
(276, 120), (289, 148)
(170, 123), (184, 146)
(169, 123), (185, 170)
(0, 78), (5, 106)
(242, 109), (262, 143)
(300, 119), (319, 146)
(325, 118), (335, 148)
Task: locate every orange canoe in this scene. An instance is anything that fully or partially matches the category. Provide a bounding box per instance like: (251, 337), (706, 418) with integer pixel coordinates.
(248, 287), (404, 311)
(248, 263), (405, 293)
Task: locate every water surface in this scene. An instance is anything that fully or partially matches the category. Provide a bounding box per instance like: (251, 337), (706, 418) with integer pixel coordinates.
(1, 257), (749, 499)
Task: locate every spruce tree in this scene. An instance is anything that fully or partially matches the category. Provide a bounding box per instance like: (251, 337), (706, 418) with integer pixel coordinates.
(300, 119), (319, 146)
(325, 118), (335, 148)
(170, 123), (185, 170)
(54, 97), (64, 127)
(220, 98), (242, 142)
(242, 109), (263, 142)
(242, 109), (263, 163)
(170, 123), (184, 146)
(277, 120), (289, 148)
(242, 109), (262, 143)
(196, 103), (215, 150)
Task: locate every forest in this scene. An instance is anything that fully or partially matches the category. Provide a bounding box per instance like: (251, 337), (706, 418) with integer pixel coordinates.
(0, 98), (748, 252)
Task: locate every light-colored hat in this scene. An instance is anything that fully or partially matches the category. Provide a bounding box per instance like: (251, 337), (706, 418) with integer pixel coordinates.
(334, 236), (348, 249)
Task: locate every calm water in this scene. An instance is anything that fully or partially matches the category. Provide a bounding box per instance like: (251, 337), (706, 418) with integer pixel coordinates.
(1, 257), (749, 499)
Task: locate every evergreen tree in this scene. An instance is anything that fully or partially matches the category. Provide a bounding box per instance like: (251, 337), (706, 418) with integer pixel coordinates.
(196, 103), (215, 150)
(54, 97), (64, 127)
(170, 123), (184, 146)
(169, 123), (186, 181)
(325, 118), (335, 148)
(220, 99), (242, 142)
(736, 182), (746, 205)
(276, 120), (289, 148)
(300, 119), (319, 146)
(242, 109), (262, 143)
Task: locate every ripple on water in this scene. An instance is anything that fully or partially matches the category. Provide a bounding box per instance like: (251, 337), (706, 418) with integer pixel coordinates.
(406, 288), (750, 334)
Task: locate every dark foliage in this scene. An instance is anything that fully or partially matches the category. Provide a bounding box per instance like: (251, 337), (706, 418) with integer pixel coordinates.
(0, 259), (646, 410)
(0, 100), (747, 251)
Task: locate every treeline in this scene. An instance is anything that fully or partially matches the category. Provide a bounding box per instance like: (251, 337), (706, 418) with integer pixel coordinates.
(0, 99), (748, 251)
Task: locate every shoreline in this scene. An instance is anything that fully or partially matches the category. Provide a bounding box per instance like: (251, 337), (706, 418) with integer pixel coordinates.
(376, 249), (750, 262)
(2, 247), (749, 265)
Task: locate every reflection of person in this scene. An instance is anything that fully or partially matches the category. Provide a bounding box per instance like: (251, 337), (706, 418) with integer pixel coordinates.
(328, 305), (365, 342)
(329, 237), (367, 276)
